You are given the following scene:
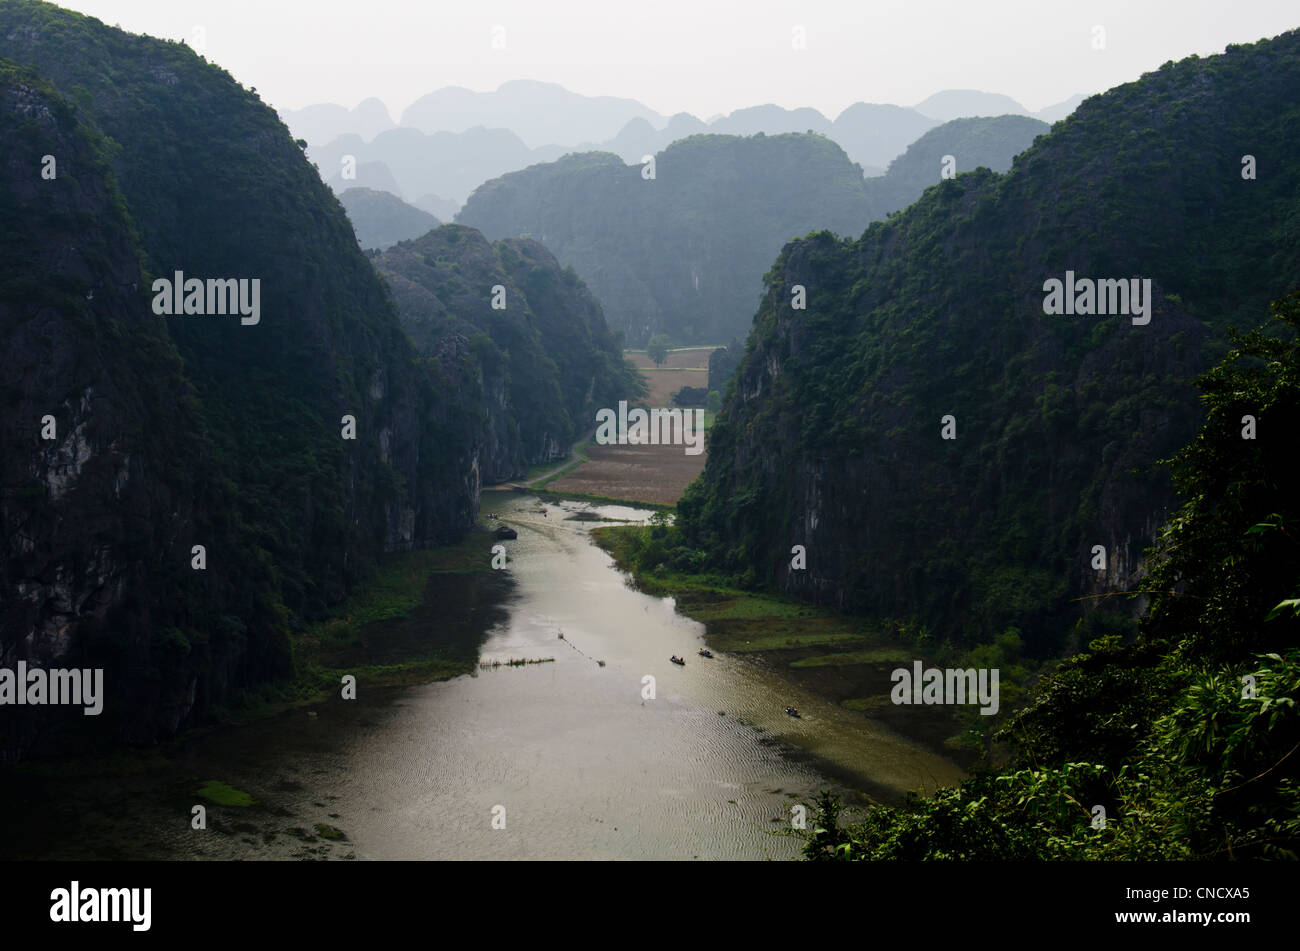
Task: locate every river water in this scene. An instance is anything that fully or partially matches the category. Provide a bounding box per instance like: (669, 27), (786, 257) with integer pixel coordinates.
(1, 495), (962, 861)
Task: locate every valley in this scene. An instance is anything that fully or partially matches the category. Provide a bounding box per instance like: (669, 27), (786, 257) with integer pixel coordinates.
(1, 0), (1297, 877)
(535, 347), (713, 505)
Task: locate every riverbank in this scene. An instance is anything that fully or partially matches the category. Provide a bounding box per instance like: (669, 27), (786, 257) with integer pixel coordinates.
(591, 525), (1016, 769)
(487, 435), (687, 509)
(4, 495), (950, 860)
(210, 524), (506, 727)
(9, 522), (506, 777)
(0, 522), (510, 860)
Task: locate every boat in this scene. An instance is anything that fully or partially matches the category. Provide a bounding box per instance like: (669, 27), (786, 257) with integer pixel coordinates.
(670, 656), (686, 666)
(697, 648), (713, 658)
(784, 706), (800, 718)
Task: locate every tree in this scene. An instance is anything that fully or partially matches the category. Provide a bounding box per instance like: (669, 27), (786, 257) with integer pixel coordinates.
(1142, 288), (1300, 662)
(647, 335), (670, 366)
(706, 390), (722, 413)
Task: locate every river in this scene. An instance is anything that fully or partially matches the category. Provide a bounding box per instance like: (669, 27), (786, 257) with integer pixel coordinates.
(0, 494), (962, 861)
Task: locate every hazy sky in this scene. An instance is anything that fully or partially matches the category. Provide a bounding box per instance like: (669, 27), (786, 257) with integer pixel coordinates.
(58, 0), (1298, 119)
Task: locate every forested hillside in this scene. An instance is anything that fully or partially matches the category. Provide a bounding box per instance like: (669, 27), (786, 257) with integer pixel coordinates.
(373, 225), (643, 481)
(339, 187), (440, 250)
(864, 114), (1048, 216)
(0, 1), (492, 756)
(678, 32), (1300, 658)
(459, 135), (872, 346)
(803, 292), (1300, 859)
(458, 118), (1054, 346)
(0, 1), (638, 759)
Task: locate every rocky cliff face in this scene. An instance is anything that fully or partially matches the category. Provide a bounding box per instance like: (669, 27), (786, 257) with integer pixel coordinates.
(0, 4), (485, 759)
(0, 64), (209, 757)
(1, 5), (643, 759)
(717, 229), (1204, 628)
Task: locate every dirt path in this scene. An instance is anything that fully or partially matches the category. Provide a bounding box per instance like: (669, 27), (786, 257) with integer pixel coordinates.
(499, 434), (591, 488)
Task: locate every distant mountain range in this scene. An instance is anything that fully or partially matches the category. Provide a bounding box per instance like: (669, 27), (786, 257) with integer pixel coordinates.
(285, 80), (1086, 210)
(283, 80), (1082, 147)
(399, 80), (662, 149)
(456, 114), (1049, 346)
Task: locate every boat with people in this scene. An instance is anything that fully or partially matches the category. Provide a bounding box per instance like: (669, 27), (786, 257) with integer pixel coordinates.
(670, 655), (686, 666)
(697, 648), (713, 658)
(784, 706), (800, 718)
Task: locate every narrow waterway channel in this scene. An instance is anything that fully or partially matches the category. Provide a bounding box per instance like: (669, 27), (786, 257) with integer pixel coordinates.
(1, 495), (963, 861)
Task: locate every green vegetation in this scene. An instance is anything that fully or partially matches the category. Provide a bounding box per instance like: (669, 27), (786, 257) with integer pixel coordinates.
(0, 4), (636, 756)
(197, 781), (255, 807)
(374, 225), (643, 481)
(681, 31), (1300, 665)
(707, 340), (744, 392)
(798, 293), (1300, 860)
(0, 1), (493, 750)
(205, 530), (494, 724)
(790, 649), (912, 668)
(647, 335), (671, 365)
(302, 539), (489, 655)
(864, 115), (1048, 217)
(595, 522), (1036, 752)
(530, 440), (592, 489)
(596, 523), (871, 656)
(459, 135), (876, 346)
(672, 384), (710, 407)
(188, 562), (477, 730)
